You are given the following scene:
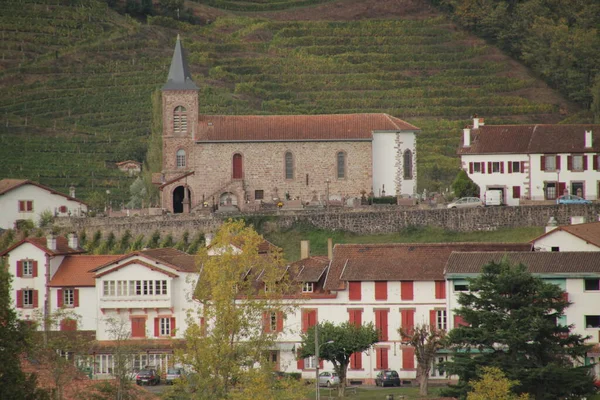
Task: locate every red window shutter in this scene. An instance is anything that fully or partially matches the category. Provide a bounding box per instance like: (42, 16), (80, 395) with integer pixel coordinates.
(481, 162), (485, 173)
(57, 289), (64, 308)
(583, 155), (588, 170)
(350, 352), (363, 369)
(540, 156), (546, 171)
(348, 281), (361, 301)
(171, 317), (176, 336)
(469, 162), (473, 174)
(297, 349), (304, 370)
(376, 348), (382, 369)
(381, 348), (389, 369)
(302, 310), (309, 332)
(402, 347), (415, 369)
(487, 162), (492, 174)
(154, 318), (159, 337)
(27, 201), (33, 211)
(33, 290), (38, 308)
(595, 154), (599, 171)
(558, 182), (566, 196)
(16, 290), (23, 308)
(276, 311), (284, 332)
(521, 161), (525, 172)
(74, 289), (79, 307)
(309, 310), (317, 328)
(500, 162), (504, 173)
(16, 261), (23, 278)
(508, 162), (512, 173)
(232, 154), (243, 179)
(375, 310), (389, 341)
(375, 281), (387, 301)
(319, 359), (323, 369)
(18, 201), (24, 212)
(401, 281), (414, 300)
(61, 318), (76, 331)
(556, 155), (561, 169)
(263, 312), (271, 333)
(132, 318), (146, 338)
(348, 309), (362, 326)
(435, 281), (446, 299)
(400, 309), (415, 337)
(512, 186), (521, 199)
(32, 261), (38, 278)
(454, 315), (468, 327)
(567, 156), (572, 171)
(430, 309), (437, 329)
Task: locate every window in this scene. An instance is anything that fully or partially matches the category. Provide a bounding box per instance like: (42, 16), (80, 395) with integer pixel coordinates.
(21, 260), (33, 277)
(263, 311), (283, 333)
(436, 310), (447, 330)
(23, 289), (34, 308)
(543, 155), (557, 172)
(232, 153), (243, 179)
(155, 317), (175, 336)
(302, 282), (314, 293)
(284, 152), (294, 180)
(350, 352), (362, 370)
(348, 309), (362, 326)
(454, 280), (469, 291)
(545, 182), (557, 200)
(400, 309), (415, 337)
(176, 149), (186, 168)
(572, 155), (584, 171)
(348, 281), (361, 301)
(402, 347), (415, 369)
(571, 182), (584, 198)
(473, 162), (481, 173)
(254, 190), (264, 200)
(304, 356), (317, 369)
(63, 289), (74, 307)
(403, 150), (413, 179)
(336, 151), (346, 179)
(551, 246), (560, 252)
(375, 309), (389, 341)
(401, 281), (414, 300)
(301, 309), (317, 332)
(491, 162), (501, 173)
(376, 347), (389, 370)
(585, 316), (600, 328)
(511, 161), (521, 173)
(434, 281), (446, 299)
(131, 317), (146, 338)
(18, 200), (33, 212)
(585, 279), (600, 291)
(104, 280), (167, 296)
(512, 186), (521, 199)
(95, 354), (114, 375)
(103, 281), (115, 296)
(117, 281), (127, 296)
(375, 281), (387, 301)
(469, 162), (485, 174)
(173, 106), (187, 135)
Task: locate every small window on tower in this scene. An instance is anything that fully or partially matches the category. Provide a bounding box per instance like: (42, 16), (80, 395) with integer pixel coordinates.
(176, 149), (186, 168)
(173, 106), (187, 135)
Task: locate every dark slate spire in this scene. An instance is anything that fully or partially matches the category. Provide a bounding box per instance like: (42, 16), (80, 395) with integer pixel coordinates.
(162, 34), (199, 91)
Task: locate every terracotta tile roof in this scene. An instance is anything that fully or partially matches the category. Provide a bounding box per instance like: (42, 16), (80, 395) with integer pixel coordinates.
(49, 255), (121, 287)
(289, 256), (330, 282)
(0, 236), (86, 257)
(135, 248), (197, 272)
(0, 179), (87, 206)
(445, 252), (600, 275)
(197, 113), (420, 142)
(531, 221), (600, 248)
(325, 243), (533, 290)
(458, 124), (600, 155)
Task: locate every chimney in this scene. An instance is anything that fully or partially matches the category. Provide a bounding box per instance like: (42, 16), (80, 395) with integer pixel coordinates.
(570, 216), (586, 225)
(327, 238), (333, 260)
(69, 185), (76, 198)
(545, 216), (558, 233)
(300, 240), (310, 260)
(204, 233), (213, 247)
(68, 233), (78, 249)
(585, 130), (593, 148)
(473, 117), (484, 129)
(463, 127), (471, 147)
(46, 234), (57, 251)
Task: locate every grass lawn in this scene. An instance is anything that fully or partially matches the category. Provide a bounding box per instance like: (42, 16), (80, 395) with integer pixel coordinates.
(264, 225), (544, 261)
(307, 385), (446, 399)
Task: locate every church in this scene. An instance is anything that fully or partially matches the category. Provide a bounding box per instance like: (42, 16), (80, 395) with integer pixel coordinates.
(158, 36), (419, 213)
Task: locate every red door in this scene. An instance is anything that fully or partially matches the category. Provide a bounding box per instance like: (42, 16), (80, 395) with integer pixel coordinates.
(233, 153), (243, 179)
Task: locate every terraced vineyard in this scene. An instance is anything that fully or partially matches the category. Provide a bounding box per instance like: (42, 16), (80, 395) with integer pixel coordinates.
(0, 0), (574, 205)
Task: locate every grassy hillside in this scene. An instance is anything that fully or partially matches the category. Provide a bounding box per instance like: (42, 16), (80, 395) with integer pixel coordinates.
(0, 0), (577, 206)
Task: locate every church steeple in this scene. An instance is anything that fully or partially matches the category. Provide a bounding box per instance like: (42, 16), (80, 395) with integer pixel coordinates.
(162, 34), (199, 91)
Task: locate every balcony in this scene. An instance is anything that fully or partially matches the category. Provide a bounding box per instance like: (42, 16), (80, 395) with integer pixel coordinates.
(99, 295), (172, 310)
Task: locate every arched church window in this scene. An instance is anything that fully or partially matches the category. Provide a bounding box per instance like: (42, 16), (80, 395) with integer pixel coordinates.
(176, 149), (186, 168)
(403, 150), (413, 180)
(173, 106), (187, 135)
(285, 152), (294, 180)
(337, 151), (346, 179)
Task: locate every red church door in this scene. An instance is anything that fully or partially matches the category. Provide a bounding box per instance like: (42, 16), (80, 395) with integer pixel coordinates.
(233, 153), (243, 179)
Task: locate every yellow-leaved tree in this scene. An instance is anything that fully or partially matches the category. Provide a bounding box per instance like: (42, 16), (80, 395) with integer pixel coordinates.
(467, 367), (530, 400)
(167, 220), (307, 400)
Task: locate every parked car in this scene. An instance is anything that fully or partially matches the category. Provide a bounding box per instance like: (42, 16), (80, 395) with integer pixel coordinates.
(166, 367), (186, 385)
(318, 371), (340, 387)
(557, 195), (592, 205)
(136, 369), (160, 386)
(447, 197), (484, 209)
(375, 370), (401, 387)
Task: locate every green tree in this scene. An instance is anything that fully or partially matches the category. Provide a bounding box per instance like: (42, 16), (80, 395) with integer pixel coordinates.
(300, 321), (379, 398)
(0, 259), (48, 399)
(175, 220), (306, 400)
(591, 74), (600, 123)
(452, 169), (480, 198)
(399, 323), (446, 397)
(467, 367), (529, 400)
(442, 258), (595, 400)
(126, 177), (146, 209)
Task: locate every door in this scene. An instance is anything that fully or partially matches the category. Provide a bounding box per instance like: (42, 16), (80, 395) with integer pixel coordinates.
(233, 153), (243, 179)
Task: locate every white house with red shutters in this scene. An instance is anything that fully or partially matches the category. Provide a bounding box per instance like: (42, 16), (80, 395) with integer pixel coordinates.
(0, 179), (87, 229)
(458, 118), (600, 206)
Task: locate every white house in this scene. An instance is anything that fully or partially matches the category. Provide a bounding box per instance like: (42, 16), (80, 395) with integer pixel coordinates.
(445, 252), (600, 369)
(458, 118), (600, 206)
(531, 219), (600, 252)
(0, 179), (87, 229)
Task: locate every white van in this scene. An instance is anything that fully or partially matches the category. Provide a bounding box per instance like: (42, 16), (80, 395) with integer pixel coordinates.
(484, 190), (503, 206)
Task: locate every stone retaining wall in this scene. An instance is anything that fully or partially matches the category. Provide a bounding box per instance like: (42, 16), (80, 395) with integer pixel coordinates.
(55, 204), (600, 239)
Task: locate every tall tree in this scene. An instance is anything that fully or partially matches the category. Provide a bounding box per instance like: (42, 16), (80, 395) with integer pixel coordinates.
(174, 220), (306, 400)
(442, 259), (595, 400)
(399, 323), (446, 397)
(300, 321), (380, 398)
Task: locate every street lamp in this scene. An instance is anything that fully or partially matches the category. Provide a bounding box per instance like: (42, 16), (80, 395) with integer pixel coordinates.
(105, 189), (111, 215)
(325, 179), (330, 211)
(315, 325), (334, 400)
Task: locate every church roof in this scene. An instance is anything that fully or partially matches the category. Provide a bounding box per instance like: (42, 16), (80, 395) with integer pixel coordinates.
(197, 113), (419, 142)
(163, 35), (199, 91)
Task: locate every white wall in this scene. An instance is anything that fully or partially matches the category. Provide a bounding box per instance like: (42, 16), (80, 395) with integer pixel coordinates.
(49, 286), (97, 331)
(372, 131), (417, 198)
(8, 243), (49, 323)
(532, 230), (600, 252)
(0, 184), (87, 229)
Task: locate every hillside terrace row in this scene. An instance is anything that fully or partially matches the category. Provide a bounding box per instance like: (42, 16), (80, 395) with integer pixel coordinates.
(3, 221), (600, 383)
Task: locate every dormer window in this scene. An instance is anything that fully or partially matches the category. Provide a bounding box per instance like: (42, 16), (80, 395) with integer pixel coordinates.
(302, 282), (314, 293)
(173, 106), (187, 135)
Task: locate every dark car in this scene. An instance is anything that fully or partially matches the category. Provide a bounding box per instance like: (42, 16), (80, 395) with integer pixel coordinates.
(136, 368), (160, 386)
(375, 370), (400, 387)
